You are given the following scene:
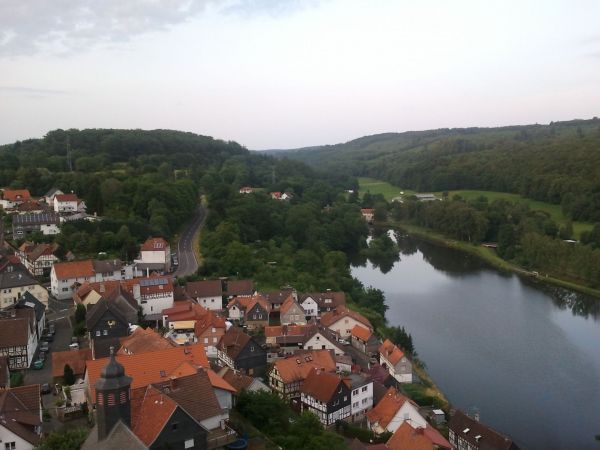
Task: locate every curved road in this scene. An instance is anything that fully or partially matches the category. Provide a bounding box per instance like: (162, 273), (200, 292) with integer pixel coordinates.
(173, 205), (206, 278)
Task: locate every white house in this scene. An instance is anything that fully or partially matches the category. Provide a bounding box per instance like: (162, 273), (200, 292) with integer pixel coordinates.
(0, 385), (42, 450)
(53, 193), (80, 213)
(17, 242), (60, 277)
(130, 276), (174, 317)
(12, 213), (61, 240)
(185, 280), (223, 311)
(0, 189), (31, 210)
(300, 295), (319, 318)
(367, 387), (426, 435)
(0, 270), (49, 308)
(43, 187), (64, 204)
(134, 237), (171, 276)
(51, 259), (134, 300)
(379, 339), (413, 383)
(348, 373), (374, 423)
(302, 326), (345, 356)
(320, 305), (373, 339)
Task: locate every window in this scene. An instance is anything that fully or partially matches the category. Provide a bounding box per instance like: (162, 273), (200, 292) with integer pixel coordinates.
(103, 330), (108, 336)
(204, 338), (209, 344)
(250, 346), (255, 351)
(96, 331), (101, 337)
(172, 422), (179, 431)
(353, 389), (358, 395)
(343, 396), (347, 401)
(212, 327), (216, 333)
(362, 398), (368, 405)
(184, 439), (194, 449)
(213, 337), (218, 343)
(5, 442), (16, 450)
(362, 386), (368, 392)
(211, 299), (214, 303)
(62, 287), (69, 292)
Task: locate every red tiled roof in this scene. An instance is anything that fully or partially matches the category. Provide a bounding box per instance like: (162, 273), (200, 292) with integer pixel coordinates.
(207, 369), (236, 392)
(131, 385), (178, 446)
(387, 421), (451, 450)
(265, 324), (309, 338)
(227, 294), (269, 318)
(86, 344), (209, 402)
(140, 237), (169, 252)
(2, 189), (31, 202)
(320, 305), (372, 329)
(272, 350), (336, 384)
(53, 260), (95, 279)
(218, 367), (254, 393)
(162, 300), (225, 336)
(55, 193), (79, 202)
(51, 348), (92, 378)
(118, 327), (175, 355)
(351, 324), (372, 342)
(367, 387), (416, 429)
(379, 339), (405, 366)
(300, 368), (349, 403)
(0, 384), (41, 445)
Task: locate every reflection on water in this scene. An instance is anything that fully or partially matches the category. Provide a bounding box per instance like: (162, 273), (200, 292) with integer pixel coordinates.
(352, 234), (600, 450)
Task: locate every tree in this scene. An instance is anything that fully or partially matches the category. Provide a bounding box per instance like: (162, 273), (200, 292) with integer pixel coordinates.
(35, 427), (88, 450)
(63, 364), (75, 386)
(74, 304), (86, 324)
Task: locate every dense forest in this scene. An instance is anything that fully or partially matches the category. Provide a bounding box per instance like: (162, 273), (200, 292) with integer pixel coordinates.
(273, 118), (600, 221)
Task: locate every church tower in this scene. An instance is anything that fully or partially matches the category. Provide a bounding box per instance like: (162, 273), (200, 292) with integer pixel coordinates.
(95, 347), (133, 440)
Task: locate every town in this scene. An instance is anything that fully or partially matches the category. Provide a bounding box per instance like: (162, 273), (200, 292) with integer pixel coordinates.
(0, 186), (521, 450)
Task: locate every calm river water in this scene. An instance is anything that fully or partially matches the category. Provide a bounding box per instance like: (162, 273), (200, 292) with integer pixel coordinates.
(351, 233), (600, 450)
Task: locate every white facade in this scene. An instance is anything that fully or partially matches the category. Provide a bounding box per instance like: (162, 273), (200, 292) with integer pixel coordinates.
(50, 263), (134, 300)
(227, 304), (243, 320)
(0, 284), (49, 309)
(379, 401), (426, 434)
(0, 423), (39, 450)
(327, 317), (369, 338)
(18, 253), (59, 278)
(300, 297), (319, 317)
(40, 223), (60, 235)
(380, 354), (413, 384)
(350, 381), (373, 420)
(213, 387), (233, 410)
(138, 290), (173, 316)
(303, 332), (344, 355)
(53, 197), (78, 213)
(198, 295), (222, 311)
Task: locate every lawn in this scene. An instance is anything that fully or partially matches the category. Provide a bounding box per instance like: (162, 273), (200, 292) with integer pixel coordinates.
(358, 177), (414, 201)
(447, 190), (593, 239)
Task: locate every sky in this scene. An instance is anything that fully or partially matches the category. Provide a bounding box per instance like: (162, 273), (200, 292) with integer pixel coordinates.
(1, 0), (600, 149)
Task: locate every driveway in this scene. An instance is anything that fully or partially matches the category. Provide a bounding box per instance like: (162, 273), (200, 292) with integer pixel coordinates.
(174, 205), (206, 278)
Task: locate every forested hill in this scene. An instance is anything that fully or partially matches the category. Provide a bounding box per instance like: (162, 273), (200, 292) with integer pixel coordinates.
(272, 118), (600, 221)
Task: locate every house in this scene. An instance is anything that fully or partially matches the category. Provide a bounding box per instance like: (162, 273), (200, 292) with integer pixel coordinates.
(17, 241), (60, 277)
(262, 289), (296, 312)
(12, 212), (61, 239)
(351, 324), (379, 355)
(300, 368), (352, 426)
(15, 292), (46, 339)
(118, 326), (175, 355)
(379, 339), (413, 383)
(162, 301), (226, 356)
(302, 325), (346, 356)
(51, 259), (134, 300)
(347, 372), (374, 423)
(51, 348), (92, 382)
(361, 208), (375, 223)
(43, 187), (64, 204)
(0, 254), (28, 275)
(0, 309), (37, 369)
(223, 279), (254, 298)
(448, 409), (521, 450)
(270, 191), (282, 200)
(415, 193), (438, 202)
(53, 193), (81, 213)
(86, 292), (139, 359)
(15, 199), (48, 214)
(134, 237), (171, 276)
(265, 324), (311, 353)
(0, 189), (31, 210)
(0, 269), (49, 308)
(335, 354), (353, 373)
(320, 305), (372, 338)
(269, 349), (337, 400)
(387, 421), (452, 450)
(85, 344), (209, 403)
(280, 296), (307, 325)
(83, 350), (235, 450)
(217, 326), (267, 376)
(130, 275), (174, 318)
(239, 186), (254, 194)
(367, 387), (426, 434)
(0, 385), (42, 450)
(299, 291), (346, 316)
(226, 294), (269, 330)
(218, 366), (270, 404)
(185, 280), (223, 311)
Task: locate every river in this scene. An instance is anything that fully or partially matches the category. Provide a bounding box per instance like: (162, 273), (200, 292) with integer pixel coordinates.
(351, 232), (600, 450)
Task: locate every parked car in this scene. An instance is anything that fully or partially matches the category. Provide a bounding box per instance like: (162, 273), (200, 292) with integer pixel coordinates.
(42, 333), (54, 342)
(40, 383), (51, 395)
(40, 342), (49, 353)
(69, 343), (79, 350)
(32, 360), (44, 370)
(39, 351), (46, 362)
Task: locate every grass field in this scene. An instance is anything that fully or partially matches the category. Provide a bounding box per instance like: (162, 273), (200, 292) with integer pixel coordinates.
(447, 190), (593, 238)
(358, 177), (414, 201)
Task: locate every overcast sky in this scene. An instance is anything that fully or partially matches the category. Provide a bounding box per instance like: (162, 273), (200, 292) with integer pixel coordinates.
(1, 0), (599, 149)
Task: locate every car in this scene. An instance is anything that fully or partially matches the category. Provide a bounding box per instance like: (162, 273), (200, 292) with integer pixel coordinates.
(69, 343), (79, 350)
(42, 334), (54, 342)
(39, 351), (46, 362)
(40, 383), (51, 395)
(40, 342), (49, 352)
(48, 324), (56, 334)
(32, 360), (44, 370)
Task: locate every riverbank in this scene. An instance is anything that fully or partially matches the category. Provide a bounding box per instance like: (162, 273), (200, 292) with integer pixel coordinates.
(384, 220), (600, 299)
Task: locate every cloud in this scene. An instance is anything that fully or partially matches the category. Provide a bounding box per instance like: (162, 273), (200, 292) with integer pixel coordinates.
(0, 0), (323, 58)
(0, 0), (211, 57)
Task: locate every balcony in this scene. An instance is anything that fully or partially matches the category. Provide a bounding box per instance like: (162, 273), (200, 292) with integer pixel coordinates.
(207, 423), (237, 450)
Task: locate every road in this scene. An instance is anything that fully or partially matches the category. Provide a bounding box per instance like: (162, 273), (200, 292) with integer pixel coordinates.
(173, 205), (206, 278)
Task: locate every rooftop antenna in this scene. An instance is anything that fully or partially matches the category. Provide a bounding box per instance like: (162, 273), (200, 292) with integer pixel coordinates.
(66, 135), (73, 172)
